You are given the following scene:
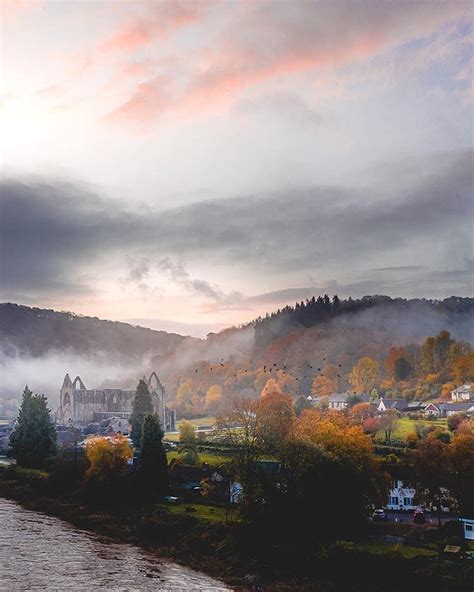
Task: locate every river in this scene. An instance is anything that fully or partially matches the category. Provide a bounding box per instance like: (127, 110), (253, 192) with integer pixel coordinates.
(0, 497), (232, 591)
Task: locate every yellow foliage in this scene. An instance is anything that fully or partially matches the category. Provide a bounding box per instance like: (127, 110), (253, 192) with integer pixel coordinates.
(85, 434), (133, 480)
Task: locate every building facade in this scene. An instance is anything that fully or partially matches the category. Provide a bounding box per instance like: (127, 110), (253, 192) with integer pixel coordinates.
(56, 371), (175, 431)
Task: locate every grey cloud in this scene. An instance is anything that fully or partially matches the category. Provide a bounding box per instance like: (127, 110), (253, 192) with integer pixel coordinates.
(157, 258), (244, 302)
(0, 148), (472, 300)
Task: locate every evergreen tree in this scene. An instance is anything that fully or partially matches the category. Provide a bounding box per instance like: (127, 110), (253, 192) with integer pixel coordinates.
(10, 386), (57, 467)
(138, 414), (168, 493)
(130, 379), (154, 447)
(393, 357), (413, 381)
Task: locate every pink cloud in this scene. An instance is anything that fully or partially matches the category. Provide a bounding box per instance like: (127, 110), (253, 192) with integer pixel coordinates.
(102, 2), (472, 128)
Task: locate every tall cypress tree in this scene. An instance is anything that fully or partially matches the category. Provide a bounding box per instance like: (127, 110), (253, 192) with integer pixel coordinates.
(10, 386), (57, 467)
(138, 414), (168, 494)
(130, 379), (154, 448)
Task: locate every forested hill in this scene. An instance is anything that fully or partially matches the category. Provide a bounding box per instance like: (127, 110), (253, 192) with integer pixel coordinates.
(0, 303), (194, 361)
(249, 295), (474, 350)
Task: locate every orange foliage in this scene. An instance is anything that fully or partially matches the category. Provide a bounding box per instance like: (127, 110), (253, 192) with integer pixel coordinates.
(293, 408), (373, 468)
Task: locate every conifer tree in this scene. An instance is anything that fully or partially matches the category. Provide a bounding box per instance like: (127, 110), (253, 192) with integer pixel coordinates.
(130, 379), (154, 447)
(138, 414), (168, 493)
(10, 386), (57, 467)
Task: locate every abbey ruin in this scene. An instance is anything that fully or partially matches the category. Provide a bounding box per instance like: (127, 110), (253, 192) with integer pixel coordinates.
(56, 371), (175, 432)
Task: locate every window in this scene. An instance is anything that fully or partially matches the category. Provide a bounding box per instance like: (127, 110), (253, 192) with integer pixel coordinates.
(466, 525), (473, 532)
(404, 497), (412, 506)
(390, 497), (399, 505)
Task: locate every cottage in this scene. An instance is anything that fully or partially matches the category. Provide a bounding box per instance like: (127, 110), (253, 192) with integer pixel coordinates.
(423, 403), (441, 417)
(451, 384), (472, 402)
(439, 402), (474, 418)
(386, 479), (417, 511)
(377, 398), (408, 413)
(317, 392), (370, 411)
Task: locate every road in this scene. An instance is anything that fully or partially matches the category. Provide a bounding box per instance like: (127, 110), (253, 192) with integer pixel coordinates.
(379, 510), (458, 525)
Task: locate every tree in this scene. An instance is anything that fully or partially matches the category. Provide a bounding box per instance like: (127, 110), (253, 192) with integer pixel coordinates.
(393, 357), (412, 381)
(176, 382), (194, 417)
(85, 434), (132, 481)
(378, 410), (397, 444)
(451, 352), (474, 384)
(130, 379), (154, 447)
(421, 337), (436, 375)
(413, 435), (449, 525)
(350, 357), (380, 393)
(138, 414), (168, 493)
(349, 402), (373, 423)
(10, 386), (56, 468)
(448, 432), (474, 516)
(260, 378), (281, 398)
(294, 395), (312, 416)
(178, 420), (199, 465)
(205, 384), (223, 412)
(256, 392), (294, 453)
(311, 364), (339, 397)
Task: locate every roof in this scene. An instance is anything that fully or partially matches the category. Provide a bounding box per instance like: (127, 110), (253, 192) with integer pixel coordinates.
(439, 402), (474, 412)
(379, 398), (407, 410)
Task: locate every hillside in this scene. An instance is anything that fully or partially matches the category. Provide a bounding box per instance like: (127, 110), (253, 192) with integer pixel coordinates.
(0, 303), (195, 362)
(151, 295), (474, 413)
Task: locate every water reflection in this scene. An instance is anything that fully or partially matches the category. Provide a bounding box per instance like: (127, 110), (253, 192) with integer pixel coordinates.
(0, 498), (232, 591)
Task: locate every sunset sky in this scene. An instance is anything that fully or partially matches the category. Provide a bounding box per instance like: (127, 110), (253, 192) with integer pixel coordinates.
(1, 0), (473, 336)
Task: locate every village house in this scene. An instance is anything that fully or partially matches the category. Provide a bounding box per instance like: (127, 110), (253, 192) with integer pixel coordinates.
(439, 402), (474, 418)
(450, 384), (472, 402)
(386, 479), (417, 511)
(314, 393), (370, 411)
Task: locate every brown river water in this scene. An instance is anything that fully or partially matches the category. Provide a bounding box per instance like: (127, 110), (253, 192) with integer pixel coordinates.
(0, 497), (232, 591)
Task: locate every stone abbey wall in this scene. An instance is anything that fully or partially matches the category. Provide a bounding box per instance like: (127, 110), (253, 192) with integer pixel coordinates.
(57, 371), (175, 431)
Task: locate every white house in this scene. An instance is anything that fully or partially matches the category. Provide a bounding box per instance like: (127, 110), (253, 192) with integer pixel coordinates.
(386, 480), (417, 511)
(461, 518), (474, 541)
(451, 384), (472, 402)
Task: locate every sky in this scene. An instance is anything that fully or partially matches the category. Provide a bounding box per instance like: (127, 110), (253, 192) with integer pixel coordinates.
(0, 0), (473, 337)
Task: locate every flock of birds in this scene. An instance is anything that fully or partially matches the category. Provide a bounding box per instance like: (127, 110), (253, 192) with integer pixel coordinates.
(192, 359), (344, 381)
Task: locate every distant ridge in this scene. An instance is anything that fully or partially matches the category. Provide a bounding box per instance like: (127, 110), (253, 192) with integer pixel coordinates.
(0, 303), (195, 361)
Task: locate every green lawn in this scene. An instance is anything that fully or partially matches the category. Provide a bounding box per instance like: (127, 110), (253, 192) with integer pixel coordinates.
(349, 541), (437, 558)
(164, 502), (236, 523)
(166, 450), (232, 466)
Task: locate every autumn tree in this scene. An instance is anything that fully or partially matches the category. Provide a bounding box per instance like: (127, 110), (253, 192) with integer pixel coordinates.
(311, 364), (339, 397)
(176, 382), (194, 417)
(10, 387), (57, 468)
(138, 414), (168, 493)
(85, 434), (133, 481)
(256, 392), (294, 453)
(130, 379), (154, 447)
(260, 378), (281, 398)
(451, 351), (474, 384)
(204, 384), (223, 412)
(349, 402), (373, 423)
(350, 357), (380, 393)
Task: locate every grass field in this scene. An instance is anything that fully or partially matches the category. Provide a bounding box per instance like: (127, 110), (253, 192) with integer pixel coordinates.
(352, 541), (437, 558)
(376, 417), (448, 443)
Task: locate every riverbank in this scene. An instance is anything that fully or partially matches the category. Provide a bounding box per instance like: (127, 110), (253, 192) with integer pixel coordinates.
(1, 465), (473, 591)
